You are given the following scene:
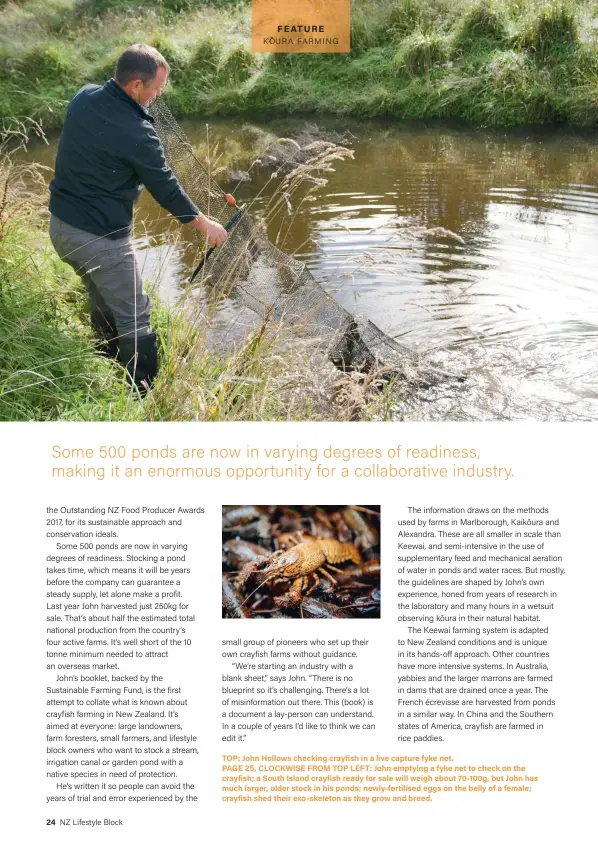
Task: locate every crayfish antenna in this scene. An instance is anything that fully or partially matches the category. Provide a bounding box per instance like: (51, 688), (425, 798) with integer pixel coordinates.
(238, 560), (291, 607)
(239, 573), (277, 607)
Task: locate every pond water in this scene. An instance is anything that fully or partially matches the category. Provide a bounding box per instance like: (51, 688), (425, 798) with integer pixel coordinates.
(28, 116), (598, 420)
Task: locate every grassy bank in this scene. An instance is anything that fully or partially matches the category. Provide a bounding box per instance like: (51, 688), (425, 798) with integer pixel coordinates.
(2, 0), (598, 129)
(0, 210), (342, 422)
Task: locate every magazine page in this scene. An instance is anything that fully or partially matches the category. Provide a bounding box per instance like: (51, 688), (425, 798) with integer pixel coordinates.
(1, 1), (596, 843)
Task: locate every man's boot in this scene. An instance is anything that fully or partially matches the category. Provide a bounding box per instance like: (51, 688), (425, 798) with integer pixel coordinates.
(117, 332), (159, 392)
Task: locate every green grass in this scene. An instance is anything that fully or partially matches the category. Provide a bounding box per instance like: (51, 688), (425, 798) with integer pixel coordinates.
(0, 211), (333, 421)
(0, 216), (139, 421)
(0, 210), (331, 421)
(1, 0), (598, 128)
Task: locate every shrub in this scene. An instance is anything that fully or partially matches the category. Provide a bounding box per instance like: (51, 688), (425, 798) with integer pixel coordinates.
(387, 0), (423, 34)
(387, 0), (460, 36)
(17, 43), (78, 82)
(219, 45), (258, 84)
(188, 36), (224, 74)
(393, 31), (449, 77)
(454, 1), (509, 49)
(471, 50), (566, 124)
(149, 34), (188, 82)
(92, 46), (122, 82)
(521, 1), (578, 62)
(350, 13), (386, 55)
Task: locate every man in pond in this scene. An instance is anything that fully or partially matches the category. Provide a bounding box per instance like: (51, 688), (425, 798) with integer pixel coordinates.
(48, 44), (227, 390)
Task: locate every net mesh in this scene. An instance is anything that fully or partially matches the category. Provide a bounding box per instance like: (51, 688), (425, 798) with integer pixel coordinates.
(151, 101), (412, 374)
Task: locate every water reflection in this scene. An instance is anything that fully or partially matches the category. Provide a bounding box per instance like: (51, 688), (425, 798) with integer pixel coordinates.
(27, 117), (598, 420)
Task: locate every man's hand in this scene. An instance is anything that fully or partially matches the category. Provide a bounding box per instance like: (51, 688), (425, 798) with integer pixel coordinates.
(189, 214), (227, 247)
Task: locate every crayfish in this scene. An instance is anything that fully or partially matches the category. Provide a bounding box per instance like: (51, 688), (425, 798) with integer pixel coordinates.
(222, 506), (380, 618)
(238, 538), (362, 609)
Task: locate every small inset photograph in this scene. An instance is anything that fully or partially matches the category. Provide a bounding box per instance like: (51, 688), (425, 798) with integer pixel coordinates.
(222, 505), (380, 619)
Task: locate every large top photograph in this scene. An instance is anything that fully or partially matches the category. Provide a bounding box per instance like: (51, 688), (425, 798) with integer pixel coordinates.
(1, 0), (597, 421)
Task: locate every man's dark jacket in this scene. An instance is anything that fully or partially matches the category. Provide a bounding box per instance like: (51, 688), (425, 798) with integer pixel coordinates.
(49, 80), (198, 240)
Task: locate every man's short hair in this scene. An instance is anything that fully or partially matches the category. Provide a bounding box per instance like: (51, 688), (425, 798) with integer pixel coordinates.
(114, 44), (170, 86)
